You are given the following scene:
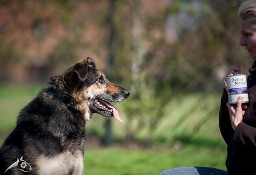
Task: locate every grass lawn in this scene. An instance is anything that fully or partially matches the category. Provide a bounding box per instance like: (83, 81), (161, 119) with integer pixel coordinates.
(85, 146), (226, 175)
(0, 84), (227, 175)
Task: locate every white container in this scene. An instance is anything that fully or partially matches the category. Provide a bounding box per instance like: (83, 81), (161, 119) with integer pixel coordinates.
(226, 74), (249, 104)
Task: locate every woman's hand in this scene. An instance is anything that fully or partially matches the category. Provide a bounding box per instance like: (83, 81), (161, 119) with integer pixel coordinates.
(226, 96), (247, 130)
(223, 65), (241, 90)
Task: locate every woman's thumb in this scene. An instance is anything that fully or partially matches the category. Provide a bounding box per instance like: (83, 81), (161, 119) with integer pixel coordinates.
(236, 96), (244, 111)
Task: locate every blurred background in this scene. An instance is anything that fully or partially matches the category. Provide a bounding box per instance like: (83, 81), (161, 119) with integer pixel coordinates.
(0, 0), (252, 174)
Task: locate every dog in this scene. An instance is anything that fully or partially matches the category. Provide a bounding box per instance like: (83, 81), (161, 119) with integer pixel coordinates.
(0, 57), (130, 175)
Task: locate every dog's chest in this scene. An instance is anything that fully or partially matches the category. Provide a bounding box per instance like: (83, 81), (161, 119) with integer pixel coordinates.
(36, 150), (83, 175)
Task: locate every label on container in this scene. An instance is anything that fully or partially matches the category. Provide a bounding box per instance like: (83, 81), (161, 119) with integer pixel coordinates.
(226, 74), (249, 104)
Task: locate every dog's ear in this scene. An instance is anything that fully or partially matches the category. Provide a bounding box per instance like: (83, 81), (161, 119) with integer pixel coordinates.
(87, 57), (96, 69)
(50, 57), (97, 91)
(65, 57), (97, 90)
(83, 57), (97, 85)
(73, 57), (96, 82)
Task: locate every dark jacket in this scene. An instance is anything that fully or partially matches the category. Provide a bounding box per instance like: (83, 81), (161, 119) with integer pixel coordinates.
(219, 61), (256, 175)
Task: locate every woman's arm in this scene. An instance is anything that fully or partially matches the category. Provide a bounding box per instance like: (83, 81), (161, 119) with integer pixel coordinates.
(219, 89), (233, 145)
(226, 96), (256, 148)
(233, 122), (256, 147)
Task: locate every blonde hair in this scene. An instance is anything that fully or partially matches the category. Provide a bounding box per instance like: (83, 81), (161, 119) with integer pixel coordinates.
(238, 0), (256, 25)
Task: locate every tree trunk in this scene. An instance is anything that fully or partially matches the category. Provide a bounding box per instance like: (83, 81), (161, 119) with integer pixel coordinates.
(102, 0), (116, 147)
(131, 0), (146, 93)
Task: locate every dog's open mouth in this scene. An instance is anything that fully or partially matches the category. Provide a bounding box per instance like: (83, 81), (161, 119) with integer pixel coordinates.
(90, 99), (123, 122)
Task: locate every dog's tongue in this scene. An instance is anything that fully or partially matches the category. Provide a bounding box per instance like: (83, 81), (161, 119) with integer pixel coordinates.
(108, 105), (124, 123)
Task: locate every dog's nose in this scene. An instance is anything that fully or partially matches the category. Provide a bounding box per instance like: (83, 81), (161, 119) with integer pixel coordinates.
(122, 89), (130, 98)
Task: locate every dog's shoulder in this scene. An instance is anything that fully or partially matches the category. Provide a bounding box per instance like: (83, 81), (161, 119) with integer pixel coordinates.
(17, 87), (86, 134)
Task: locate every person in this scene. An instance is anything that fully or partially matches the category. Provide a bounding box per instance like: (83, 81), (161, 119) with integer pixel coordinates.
(219, 0), (256, 174)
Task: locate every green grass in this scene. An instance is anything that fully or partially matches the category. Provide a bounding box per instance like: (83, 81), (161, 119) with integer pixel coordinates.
(0, 85), (227, 175)
(0, 85), (42, 132)
(85, 147), (226, 175)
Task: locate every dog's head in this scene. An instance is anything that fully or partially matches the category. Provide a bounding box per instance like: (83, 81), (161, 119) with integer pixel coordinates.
(49, 57), (130, 122)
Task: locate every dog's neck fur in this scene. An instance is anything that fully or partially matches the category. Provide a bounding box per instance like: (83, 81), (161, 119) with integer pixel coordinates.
(48, 86), (92, 121)
(49, 75), (92, 121)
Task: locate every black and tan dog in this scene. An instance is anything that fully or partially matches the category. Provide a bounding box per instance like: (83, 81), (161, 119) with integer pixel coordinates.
(0, 57), (130, 175)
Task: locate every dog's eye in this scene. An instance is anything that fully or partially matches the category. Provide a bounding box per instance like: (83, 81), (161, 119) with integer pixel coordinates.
(98, 76), (105, 84)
